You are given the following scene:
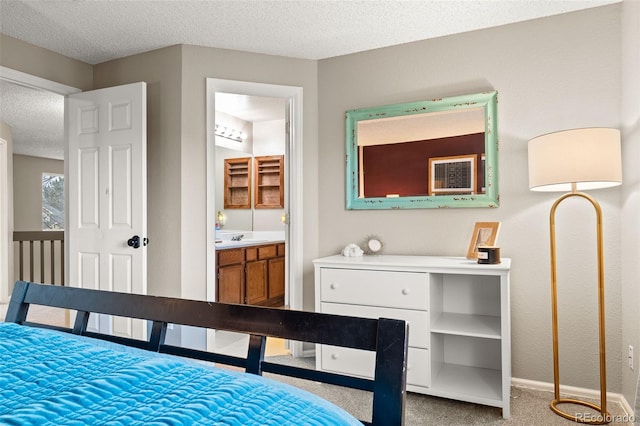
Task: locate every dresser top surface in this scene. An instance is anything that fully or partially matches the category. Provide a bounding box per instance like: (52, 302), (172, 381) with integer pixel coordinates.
(313, 254), (511, 272)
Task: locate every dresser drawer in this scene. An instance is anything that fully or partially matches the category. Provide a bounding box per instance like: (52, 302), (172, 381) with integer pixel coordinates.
(320, 345), (430, 388)
(320, 268), (428, 310)
(321, 302), (429, 349)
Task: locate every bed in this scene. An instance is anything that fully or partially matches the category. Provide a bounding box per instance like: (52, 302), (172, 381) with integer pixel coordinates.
(1, 281), (408, 425)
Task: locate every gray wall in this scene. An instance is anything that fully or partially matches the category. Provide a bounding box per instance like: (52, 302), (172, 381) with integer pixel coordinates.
(93, 46), (184, 299)
(0, 34), (93, 91)
(318, 5), (623, 392)
(179, 45), (318, 303)
(0, 33), (92, 301)
(621, 0), (640, 409)
(93, 45), (318, 304)
(12, 155), (63, 231)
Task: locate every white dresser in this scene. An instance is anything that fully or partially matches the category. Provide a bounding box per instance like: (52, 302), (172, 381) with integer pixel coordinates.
(313, 255), (511, 419)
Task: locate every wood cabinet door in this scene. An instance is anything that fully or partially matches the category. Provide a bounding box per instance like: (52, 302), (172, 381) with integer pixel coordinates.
(217, 264), (244, 304)
(245, 260), (268, 305)
(268, 257), (285, 300)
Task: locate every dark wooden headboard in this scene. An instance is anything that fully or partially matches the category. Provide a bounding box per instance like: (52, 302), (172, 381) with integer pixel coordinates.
(5, 281), (408, 426)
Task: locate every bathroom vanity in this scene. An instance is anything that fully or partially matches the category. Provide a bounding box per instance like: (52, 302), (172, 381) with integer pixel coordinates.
(313, 254), (511, 418)
(216, 240), (285, 307)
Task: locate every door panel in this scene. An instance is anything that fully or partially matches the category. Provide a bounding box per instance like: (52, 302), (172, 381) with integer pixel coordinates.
(79, 148), (99, 226)
(110, 145), (132, 227)
(79, 252), (100, 331)
(67, 82), (147, 339)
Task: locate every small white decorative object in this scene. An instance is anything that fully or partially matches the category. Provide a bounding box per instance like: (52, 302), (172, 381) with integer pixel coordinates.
(341, 243), (364, 257)
(363, 235), (384, 255)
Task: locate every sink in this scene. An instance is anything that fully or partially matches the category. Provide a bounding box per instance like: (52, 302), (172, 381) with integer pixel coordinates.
(215, 239), (268, 248)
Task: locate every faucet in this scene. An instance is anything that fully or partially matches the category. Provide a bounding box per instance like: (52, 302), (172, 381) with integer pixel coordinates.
(231, 234), (244, 241)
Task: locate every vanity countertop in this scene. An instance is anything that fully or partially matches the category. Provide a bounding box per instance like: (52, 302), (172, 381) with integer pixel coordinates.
(215, 230), (285, 250)
(215, 239), (284, 249)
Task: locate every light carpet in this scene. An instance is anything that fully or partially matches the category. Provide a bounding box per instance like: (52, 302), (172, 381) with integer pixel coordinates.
(263, 355), (634, 425)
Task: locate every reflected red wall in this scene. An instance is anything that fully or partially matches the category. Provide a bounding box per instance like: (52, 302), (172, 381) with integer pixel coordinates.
(361, 133), (484, 197)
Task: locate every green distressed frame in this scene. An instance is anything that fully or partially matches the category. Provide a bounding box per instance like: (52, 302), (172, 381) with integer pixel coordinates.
(346, 91), (499, 210)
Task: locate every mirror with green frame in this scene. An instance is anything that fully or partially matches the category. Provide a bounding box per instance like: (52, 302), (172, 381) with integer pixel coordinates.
(346, 91), (498, 209)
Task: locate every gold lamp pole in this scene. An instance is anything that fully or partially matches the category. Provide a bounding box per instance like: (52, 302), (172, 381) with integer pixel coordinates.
(549, 186), (608, 424)
(528, 128), (622, 425)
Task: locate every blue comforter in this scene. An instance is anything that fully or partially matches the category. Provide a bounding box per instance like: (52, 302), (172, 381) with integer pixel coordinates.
(0, 322), (360, 425)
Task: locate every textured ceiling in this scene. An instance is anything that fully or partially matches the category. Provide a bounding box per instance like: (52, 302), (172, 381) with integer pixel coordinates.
(0, 0), (620, 160)
(0, 0), (619, 64)
(0, 80), (65, 160)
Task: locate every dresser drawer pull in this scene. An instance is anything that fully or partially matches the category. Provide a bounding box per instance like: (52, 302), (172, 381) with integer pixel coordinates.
(330, 283), (339, 290)
(401, 288), (410, 295)
(331, 353), (339, 360)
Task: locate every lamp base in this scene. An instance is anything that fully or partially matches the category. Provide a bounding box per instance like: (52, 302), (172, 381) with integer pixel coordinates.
(550, 398), (610, 424)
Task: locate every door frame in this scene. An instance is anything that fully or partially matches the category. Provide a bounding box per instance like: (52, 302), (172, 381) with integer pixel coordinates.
(0, 67), (80, 301)
(0, 137), (8, 303)
(206, 78), (303, 355)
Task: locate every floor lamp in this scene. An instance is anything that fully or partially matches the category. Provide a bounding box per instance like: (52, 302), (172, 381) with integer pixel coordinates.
(528, 128), (622, 425)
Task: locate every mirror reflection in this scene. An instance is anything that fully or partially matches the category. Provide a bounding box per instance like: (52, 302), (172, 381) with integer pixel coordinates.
(346, 91), (498, 209)
(215, 93), (286, 241)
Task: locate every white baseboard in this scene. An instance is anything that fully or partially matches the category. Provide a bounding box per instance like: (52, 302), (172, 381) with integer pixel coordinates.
(512, 377), (635, 418)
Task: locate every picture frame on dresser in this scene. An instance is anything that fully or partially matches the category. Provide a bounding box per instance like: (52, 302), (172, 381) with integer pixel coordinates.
(466, 221), (501, 259)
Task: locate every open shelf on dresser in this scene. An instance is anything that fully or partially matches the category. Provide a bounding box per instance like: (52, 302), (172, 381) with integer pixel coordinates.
(430, 363), (502, 405)
(431, 312), (501, 339)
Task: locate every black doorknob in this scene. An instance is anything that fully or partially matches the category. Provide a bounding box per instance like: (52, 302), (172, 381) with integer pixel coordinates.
(127, 235), (141, 249)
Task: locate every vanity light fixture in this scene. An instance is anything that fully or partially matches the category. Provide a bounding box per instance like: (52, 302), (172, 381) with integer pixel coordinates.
(528, 127), (622, 424)
(215, 124), (247, 142)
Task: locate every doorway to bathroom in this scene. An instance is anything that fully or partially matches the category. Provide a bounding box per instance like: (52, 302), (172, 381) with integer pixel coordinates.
(205, 78), (303, 357)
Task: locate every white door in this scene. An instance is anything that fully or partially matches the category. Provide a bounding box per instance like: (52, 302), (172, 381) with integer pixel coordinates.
(66, 82), (147, 339)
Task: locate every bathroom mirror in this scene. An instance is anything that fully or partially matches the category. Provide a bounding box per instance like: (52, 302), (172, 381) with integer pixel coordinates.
(346, 91), (498, 209)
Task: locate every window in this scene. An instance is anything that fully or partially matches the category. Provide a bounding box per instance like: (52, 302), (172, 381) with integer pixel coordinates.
(42, 173), (64, 230)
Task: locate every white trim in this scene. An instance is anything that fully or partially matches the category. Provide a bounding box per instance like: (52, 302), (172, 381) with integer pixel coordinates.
(205, 78), (304, 356)
(0, 139), (9, 303)
(0, 66), (80, 95)
(512, 377), (635, 417)
(0, 69), (81, 296)
(0, 68), (80, 303)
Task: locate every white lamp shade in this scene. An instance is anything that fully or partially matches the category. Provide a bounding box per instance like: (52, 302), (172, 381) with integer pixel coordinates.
(528, 128), (622, 192)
